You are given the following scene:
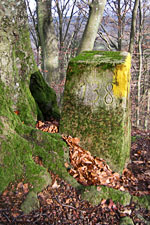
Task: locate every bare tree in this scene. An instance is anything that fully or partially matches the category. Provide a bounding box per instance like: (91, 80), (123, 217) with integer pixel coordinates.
(129, 0), (140, 54)
(37, 0), (60, 103)
(77, 0), (106, 54)
(35, 0), (106, 105)
(26, 0), (40, 65)
(137, 0), (143, 127)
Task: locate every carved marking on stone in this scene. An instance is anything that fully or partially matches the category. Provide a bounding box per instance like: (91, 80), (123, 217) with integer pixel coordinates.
(93, 88), (100, 104)
(104, 83), (113, 104)
(76, 72), (114, 107)
(87, 80), (100, 104)
(78, 82), (86, 99)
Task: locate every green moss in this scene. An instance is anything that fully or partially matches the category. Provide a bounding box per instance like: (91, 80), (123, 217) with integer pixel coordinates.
(0, 130), (46, 192)
(30, 71), (60, 121)
(60, 51), (131, 174)
(21, 191), (40, 214)
(120, 217), (134, 225)
(60, 94), (130, 173)
(0, 116), (80, 194)
(71, 51), (127, 65)
(131, 135), (142, 142)
(132, 195), (150, 210)
(81, 186), (131, 206)
(0, 75), (79, 195)
(17, 87), (38, 126)
(10, 30), (38, 126)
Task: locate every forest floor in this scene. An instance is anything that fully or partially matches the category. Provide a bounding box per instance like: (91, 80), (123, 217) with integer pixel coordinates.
(0, 127), (150, 225)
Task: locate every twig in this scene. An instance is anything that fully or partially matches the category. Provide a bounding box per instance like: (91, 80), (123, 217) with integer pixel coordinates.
(54, 197), (86, 213)
(2, 212), (11, 223)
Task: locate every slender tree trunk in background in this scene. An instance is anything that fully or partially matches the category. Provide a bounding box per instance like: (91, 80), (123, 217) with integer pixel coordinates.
(144, 51), (150, 130)
(129, 0), (140, 55)
(137, 0), (143, 128)
(145, 89), (150, 130)
(37, 0), (61, 104)
(77, 0), (106, 55)
(117, 0), (122, 51)
(55, 0), (63, 48)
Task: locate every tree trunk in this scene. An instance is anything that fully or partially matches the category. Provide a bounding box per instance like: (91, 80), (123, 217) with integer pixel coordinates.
(137, 0), (143, 128)
(77, 0), (106, 55)
(37, 0), (61, 104)
(0, 0), (79, 213)
(129, 0), (140, 55)
(117, 0), (122, 51)
(145, 89), (150, 130)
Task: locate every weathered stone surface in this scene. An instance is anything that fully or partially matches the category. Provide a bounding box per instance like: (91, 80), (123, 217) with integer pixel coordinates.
(60, 51), (131, 174)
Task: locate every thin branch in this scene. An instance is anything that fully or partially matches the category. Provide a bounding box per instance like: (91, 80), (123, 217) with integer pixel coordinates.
(63, 0), (77, 42)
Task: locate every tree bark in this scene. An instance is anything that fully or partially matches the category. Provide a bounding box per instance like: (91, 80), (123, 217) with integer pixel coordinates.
(137, 0), (143, 128)
(0, 0), (79, 213)
(77, 0), (106, 55)
(37, 0), (61, 104)
(129, 0), (140, 55)
(145, 89), (150, 130)
(117, 0), (122, 51)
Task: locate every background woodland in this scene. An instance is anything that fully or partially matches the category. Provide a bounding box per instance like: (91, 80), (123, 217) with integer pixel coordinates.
(27, 0), (150, 131)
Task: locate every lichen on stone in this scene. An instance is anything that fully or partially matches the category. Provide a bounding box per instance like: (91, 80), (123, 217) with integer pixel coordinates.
(113, 53), (131, 98)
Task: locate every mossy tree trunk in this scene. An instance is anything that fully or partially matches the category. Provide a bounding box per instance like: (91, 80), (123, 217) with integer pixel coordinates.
(0, 0), (80, 213)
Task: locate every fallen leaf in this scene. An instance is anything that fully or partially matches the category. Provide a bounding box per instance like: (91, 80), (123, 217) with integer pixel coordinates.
(46, 198), (53, 204)
(17, 182), (23, 189)
(2, 190), (8, 196)
(23, 183), (29, 194)
(12, 212), (20, 218)
(64, 162), (69, 168)
(52, 180), (60, 189)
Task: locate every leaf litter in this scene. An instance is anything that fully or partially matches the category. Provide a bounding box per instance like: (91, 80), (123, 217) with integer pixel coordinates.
(0, 121), (150, 224)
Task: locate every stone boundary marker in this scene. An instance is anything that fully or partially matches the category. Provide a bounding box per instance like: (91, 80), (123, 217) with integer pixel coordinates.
(60, 51), (131, 174)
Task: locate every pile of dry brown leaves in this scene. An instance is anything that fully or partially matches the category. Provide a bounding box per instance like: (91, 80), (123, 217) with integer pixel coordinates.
(36, 121), (150, 196)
